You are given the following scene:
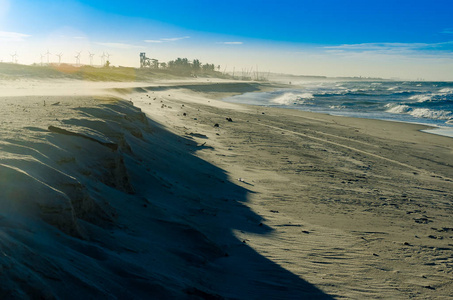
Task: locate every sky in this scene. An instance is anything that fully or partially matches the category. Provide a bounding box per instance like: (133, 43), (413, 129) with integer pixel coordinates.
(1, 0), (453, 80)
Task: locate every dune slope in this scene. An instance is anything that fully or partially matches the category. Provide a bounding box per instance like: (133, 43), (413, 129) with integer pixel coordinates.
(0, 91), (330, 299)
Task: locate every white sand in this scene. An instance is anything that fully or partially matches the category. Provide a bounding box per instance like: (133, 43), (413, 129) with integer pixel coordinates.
(0, 78), (452, 299)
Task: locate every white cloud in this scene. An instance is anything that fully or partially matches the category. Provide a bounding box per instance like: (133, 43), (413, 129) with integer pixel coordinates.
(96, 42), (141, 49)
(161, 36), (190, 42)
(0, 31), (31, 42)
(322, 42), (453, 58)
(442, 29), (453, 34)
(324, 42), (432, 51)
(144, 36), (190, 43)
(217, 41), (243, 45)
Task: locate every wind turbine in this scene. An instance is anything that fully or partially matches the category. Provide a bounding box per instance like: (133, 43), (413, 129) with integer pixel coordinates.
(40, 54), (45, 66)
(104, 52), (112, 66)
(56, 53), (63, 65)
(75, 51), (81, 66)
(12, 52), (18, 64)
(45, 49), (51, 64)
(100, 52), (106, 66)
(88, 51), (95, 66)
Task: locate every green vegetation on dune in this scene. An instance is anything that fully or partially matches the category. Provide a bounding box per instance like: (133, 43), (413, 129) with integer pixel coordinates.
(0, 63), (68, 79)
(0, 62), (229, 82)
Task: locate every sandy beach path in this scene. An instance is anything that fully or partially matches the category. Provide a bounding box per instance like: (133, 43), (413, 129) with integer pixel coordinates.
(129, 82), (453, 299)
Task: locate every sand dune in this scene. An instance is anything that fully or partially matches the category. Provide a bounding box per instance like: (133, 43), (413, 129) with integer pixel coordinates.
(0, 79), (452, 299)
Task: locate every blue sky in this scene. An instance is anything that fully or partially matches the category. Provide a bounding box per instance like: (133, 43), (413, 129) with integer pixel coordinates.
(1, 0), (453, 80)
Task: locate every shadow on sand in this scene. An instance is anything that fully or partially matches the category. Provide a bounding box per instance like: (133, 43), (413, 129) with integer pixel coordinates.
(0, 98), (333, 299)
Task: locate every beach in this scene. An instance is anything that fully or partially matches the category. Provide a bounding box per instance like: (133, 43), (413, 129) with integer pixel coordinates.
(0, 78), (452, 299)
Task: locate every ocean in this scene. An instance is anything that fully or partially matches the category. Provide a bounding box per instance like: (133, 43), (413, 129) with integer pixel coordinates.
(222, 80), (453, 138)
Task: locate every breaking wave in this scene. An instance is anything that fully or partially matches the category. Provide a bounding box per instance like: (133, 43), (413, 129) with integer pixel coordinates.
(386, 104), (452, 120)
(439, 88), (453, 93)
(223, 80), (453, 132)
(409, 89), (453, 103)
(386, 104), (411, 114)
(410, 108), (452, 120)
(272, 92), (314, 105)
(409, 94), (435, 102)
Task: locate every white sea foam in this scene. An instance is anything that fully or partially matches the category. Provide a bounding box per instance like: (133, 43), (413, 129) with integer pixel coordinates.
(386, 104), (452, 120)
(409, 108), (452, 120)
(272, 92), (313, 105)
(329, 105), (345, 109)
(334, 83), (345, 88)
(409, 94), (433, 102)
(393, 90), (412, 95)
(317, 89), (347, 96)
(439, 88), (453, 93)
(409, 88), (453, 103)
(386, 104), (411, 114)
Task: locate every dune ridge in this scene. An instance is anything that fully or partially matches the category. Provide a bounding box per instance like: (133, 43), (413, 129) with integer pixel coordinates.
(0, 87), (329, 299)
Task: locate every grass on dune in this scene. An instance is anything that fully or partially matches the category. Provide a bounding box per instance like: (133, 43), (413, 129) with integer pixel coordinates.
(0, 63), (227, 82)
